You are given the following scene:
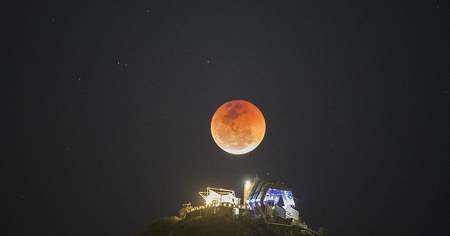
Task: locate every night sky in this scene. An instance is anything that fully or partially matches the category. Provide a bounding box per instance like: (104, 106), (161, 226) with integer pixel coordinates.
(7, 0), (449, 236)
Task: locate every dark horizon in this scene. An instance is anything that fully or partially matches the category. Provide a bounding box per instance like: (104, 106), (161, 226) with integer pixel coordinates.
(7, 0), (449, 236)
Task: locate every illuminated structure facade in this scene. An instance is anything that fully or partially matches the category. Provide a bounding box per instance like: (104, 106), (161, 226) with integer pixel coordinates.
(246, 178), (300, 224)
(179, 187), (246, 219)
(199, 187), (241, 205)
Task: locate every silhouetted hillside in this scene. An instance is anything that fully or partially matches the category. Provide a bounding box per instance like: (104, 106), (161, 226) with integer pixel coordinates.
(137, 215), (320, 236)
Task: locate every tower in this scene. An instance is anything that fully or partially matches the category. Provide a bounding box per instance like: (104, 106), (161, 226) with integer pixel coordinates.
(243, 177), (257, 204)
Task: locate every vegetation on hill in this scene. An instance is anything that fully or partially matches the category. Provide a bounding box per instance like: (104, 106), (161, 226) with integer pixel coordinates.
(137, 215), (321, 236)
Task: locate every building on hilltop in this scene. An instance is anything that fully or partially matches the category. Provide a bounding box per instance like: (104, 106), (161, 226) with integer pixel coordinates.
(246, 177), (305, 226)
(180, 187), (248, 219)
(199, 187), (241, 205)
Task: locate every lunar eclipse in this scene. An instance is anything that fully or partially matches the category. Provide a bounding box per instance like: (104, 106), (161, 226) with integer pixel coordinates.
(211, 100), (266, 155)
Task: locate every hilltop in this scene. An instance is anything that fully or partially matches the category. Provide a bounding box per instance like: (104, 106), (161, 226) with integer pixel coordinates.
(137, 215), (322, 236)
(136, 179), (325, 236)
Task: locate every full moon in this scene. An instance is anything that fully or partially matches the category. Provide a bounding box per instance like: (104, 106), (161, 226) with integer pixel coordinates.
(211, 100), (266, 155)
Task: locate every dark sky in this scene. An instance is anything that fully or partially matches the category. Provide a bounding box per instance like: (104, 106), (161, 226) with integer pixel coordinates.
(6, 0), (449, 236)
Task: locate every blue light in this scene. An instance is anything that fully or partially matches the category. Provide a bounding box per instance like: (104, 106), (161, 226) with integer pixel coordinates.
(263, 188), (296, 208)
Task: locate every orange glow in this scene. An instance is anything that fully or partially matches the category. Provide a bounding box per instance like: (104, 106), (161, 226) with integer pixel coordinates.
(211, 100), (266, 155)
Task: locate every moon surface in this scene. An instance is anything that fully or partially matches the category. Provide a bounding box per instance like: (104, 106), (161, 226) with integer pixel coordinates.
(211, 100), (266, 155)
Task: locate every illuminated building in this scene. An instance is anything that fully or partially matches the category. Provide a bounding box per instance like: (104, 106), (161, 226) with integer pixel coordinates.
(199, 187), (241, 205)
(246, 178), (300, 224)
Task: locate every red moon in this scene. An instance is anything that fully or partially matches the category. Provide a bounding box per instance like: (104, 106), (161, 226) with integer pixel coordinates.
(211, 100), (266, 155)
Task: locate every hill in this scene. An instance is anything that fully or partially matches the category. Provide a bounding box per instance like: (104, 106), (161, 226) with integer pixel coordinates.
(137, 215), (321, 236)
